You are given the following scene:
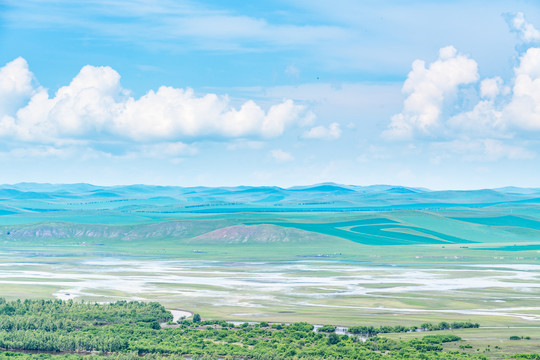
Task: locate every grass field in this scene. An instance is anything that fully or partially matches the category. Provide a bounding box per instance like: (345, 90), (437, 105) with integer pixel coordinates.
(384, 327), (540, 360)
(1, 185), (540, 332)
(2, 242), (540, 327)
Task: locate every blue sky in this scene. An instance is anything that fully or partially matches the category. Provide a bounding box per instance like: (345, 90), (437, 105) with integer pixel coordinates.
(1, 0), (540, 189)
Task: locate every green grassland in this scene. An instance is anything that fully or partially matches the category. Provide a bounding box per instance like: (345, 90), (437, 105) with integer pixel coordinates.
(384, 327), (540, 360)
(1, 184), (540, 337)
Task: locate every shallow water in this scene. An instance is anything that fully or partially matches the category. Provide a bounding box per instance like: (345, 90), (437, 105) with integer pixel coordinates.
(169, 309), (193, 322)
(2, 253), (540, 324)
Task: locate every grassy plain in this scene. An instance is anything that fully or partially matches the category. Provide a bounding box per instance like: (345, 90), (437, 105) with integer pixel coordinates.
(2, 246), (540, 327)
(385, 327), (540, 360)
(2, 203), (540, 329)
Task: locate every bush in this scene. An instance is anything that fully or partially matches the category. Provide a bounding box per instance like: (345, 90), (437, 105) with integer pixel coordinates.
(149, 321), (161, 330)
(422, 334), (461, 343)
(318, 325), (336, 333)
(327, 333), (340, 345)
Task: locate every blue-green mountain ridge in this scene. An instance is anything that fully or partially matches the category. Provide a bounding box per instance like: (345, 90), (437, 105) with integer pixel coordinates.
(1, 183), (539, 247)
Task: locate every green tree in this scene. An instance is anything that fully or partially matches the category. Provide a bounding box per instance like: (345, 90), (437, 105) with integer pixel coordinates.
(327, 332), (340, 345)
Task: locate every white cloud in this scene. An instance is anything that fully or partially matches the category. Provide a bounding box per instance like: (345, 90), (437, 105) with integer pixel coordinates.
(385, 37), (540, 162)
(0, 64), (126, 143)
(480, 77), (504, 99)
(226, 140), (265, 150)
(386, 42), (540, 136)
(448, 100), (505, 138)
(270, 149), (294, 162)
(5, 1), (348, 53)
(384, 46), (478, 140)
(133, 142), (198, 159)
(303, 122), (341, 140)
(503, 47), (540, 131)
(446, 47), (540, 137)
(0, 57), (36, 117)
(0, 58), (310, 147)
(172, 15), (347, 49)
(505, 12), (540, 43)
(6, 145), (70, 159)
(432, 139), (535, 162)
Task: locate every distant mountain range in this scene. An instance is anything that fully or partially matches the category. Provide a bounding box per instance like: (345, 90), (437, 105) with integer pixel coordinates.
(1, 182), (539, 245)
(0, 182), (539, 218)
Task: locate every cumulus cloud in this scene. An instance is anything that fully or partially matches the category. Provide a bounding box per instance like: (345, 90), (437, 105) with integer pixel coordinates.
(386, 22), (540, 161)
(505, 12), (540, 43)
(447, 100), (505, 138)
(0, 58), (311, 150)
(303, 122), (341, 140)
(384, 46), (478, 140)
(270, 149), (294, 162)
(503, 47), (540, 131)
(0, 57), (36, 117)
(387, 44), (540, 138)
(479, 77), (504, 99)
(448, 47), (540, 136)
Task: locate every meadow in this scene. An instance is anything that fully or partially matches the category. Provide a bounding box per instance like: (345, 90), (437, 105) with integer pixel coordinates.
(1, 183), (540, 358)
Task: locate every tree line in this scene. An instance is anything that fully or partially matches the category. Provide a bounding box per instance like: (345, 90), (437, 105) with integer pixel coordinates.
(0, 298), (526, 360)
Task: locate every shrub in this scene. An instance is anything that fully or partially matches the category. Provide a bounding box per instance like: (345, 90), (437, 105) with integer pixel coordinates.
(327, 333), (340, 345)
(149, 321), (161, 330)
(318, 325), (336, 333)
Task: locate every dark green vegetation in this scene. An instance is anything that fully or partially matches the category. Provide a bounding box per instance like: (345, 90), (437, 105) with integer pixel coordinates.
(0, 299), (171, 351)
(0, 299), (522, 360)
(347, 322), (479, 336)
